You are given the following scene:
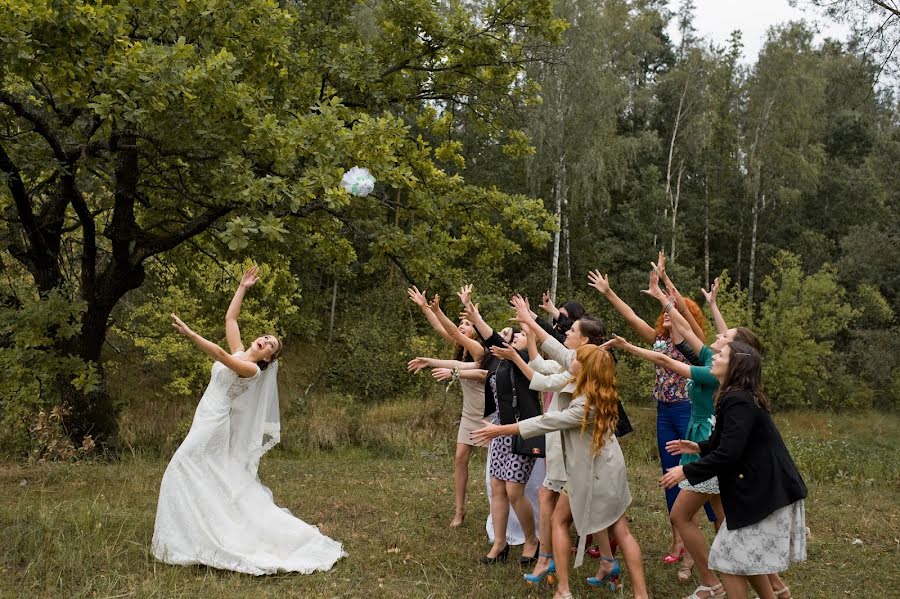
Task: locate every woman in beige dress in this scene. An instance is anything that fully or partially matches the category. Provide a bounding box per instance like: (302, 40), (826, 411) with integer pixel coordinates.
(473, 342), (648, 599)
(407, 285), (486, 527)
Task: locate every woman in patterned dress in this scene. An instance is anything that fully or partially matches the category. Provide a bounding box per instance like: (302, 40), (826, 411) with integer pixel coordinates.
(588, 251), (709, 565)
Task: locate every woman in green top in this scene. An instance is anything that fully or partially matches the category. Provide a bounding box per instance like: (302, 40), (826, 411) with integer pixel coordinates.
(605, 271), (762, 599)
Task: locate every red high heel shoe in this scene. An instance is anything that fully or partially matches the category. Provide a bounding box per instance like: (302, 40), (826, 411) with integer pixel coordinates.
(587, 535), (617, 559)
(572, 533), (593, 556)
(662, 547), (685, 564)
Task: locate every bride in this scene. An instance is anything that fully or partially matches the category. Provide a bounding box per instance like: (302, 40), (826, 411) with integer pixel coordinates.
(152, 265), (346, 575)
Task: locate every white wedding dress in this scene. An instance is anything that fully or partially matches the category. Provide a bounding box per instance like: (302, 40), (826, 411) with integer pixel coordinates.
(152, 356), (345, 575)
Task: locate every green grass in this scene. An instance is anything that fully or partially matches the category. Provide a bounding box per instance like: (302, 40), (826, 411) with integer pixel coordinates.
(1, 407), (899, 598)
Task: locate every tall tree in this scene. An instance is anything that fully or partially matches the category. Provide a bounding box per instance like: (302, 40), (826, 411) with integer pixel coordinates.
(0, 0), (562, 445)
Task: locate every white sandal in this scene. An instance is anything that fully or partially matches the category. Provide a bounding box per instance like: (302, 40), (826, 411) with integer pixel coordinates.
(774, 586), (791, 598)
(684, 583), (726, 599)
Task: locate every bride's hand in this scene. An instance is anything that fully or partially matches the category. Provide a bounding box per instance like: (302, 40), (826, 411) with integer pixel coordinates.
(171, 314), (195, 338)
(240, 265), (259, 288)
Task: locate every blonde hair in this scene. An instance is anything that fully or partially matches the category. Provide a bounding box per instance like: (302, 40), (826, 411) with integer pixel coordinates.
(573, 345), (619, 455)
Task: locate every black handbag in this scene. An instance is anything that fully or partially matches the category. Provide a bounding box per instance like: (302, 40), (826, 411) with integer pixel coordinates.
(615, 400), (633, 437)
(509, 367), (546, 458)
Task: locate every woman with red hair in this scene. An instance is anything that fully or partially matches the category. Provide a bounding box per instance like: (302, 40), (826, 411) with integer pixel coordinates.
(588, 252), (709, 572)
(473, 343), (648, 599)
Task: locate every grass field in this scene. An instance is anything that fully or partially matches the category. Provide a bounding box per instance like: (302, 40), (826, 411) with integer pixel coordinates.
(2, 406), (899, 598)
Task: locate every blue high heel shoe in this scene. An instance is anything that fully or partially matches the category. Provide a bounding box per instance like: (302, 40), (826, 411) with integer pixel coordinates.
(523, 553), (556, 585)
(586, 556), (620, 591)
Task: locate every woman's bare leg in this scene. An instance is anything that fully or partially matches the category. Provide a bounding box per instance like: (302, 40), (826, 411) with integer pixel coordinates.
(550, 494), (574, 597)
(487, 477), (509, 557)
(506, 481), (538, 556)
(671, 489), (720, 593)
(531, 486), (558, 577)
(451, 443), (473, 526)
(609, 515), (648, 599)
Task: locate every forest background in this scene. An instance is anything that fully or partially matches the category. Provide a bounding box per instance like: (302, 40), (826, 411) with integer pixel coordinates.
(0, 0), (898, 460)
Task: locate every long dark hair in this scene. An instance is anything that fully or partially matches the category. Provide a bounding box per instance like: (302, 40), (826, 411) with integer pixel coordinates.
(732, 327), (762, 353)
(560, 300), (586, 322)
(715, 341), (770, 411)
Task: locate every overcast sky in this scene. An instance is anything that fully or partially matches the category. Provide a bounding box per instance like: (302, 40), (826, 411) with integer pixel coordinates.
(666, 0), (851, 62)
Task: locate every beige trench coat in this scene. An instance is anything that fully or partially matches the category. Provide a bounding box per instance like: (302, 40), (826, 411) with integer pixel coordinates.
(519, 336), (632, 567)
(528, 355), (570, 483)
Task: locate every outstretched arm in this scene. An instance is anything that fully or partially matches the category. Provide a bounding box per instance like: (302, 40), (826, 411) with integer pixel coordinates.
(510, 295), (550, 345)
(173, 314), (258, 378)
(429, 295), (484, 358)
(462, 301), (495, 343)
(407, 286), (454, 344)
(407, 357), (480, 374)
(655, 252), (705, 341)
(540, 290), (561, 321)
(225, 266), (259, 353)
(588, 270), (656, 343)
(641, 270), (704, 356)
(602, 335), (691, 379)
(490, 343), (535, 381)
(701, 277), (728, 335)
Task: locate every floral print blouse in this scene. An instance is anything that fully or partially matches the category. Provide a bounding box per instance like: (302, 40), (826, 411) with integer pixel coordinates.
(652, 336), (691, 403)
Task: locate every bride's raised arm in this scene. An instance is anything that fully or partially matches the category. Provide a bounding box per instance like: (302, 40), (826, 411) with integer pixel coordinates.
(172, 314), (259, 378)
(225, 266), (258, 353)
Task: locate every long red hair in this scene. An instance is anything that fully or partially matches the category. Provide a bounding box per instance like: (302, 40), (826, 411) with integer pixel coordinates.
(573, 345), (619, 455)
(654, 297), (708, 339)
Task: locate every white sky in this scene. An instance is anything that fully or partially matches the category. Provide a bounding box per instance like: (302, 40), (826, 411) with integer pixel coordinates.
(666, 0), (852, 63)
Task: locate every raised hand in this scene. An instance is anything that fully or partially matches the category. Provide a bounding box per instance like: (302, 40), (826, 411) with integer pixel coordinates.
(490, 342), (519, 361)
(171, 313), (195, 338)
(656, 250), (666, 279)
(456, 283), (473, 307)
(509, 294), (533, 324)
(540, 290), (555, 313)
(588, 270), (610, 295)
(432, 367), (453, 382)
(665, 439), (700, 456)
(463, 301), (482, 323)
(407, 357), (433, 374)
(701, 277), (719, 305)
(427, 293), (441, 312)
(407, 286), (428, 308)
(240, 265), (259, 288)
(641, 268), (666, 301)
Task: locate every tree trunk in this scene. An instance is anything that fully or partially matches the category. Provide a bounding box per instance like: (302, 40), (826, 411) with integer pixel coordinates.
(670, 163), (684, 263)
(328, 278), (338, 344)
(748, 192), (760, 310)
(550, 169), (562, 304)
(704, 182), (710, 289)
(666, 73), (690, 263)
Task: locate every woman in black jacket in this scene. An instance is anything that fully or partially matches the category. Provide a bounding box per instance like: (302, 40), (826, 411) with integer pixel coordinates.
(661, 342), (807, 599)
(464, 301), (543, 565)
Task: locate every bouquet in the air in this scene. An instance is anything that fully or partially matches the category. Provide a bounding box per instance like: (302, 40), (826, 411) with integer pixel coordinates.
(340, 166), (376, 197)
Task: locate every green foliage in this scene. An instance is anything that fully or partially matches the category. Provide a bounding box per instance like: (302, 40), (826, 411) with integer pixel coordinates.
(757, 252), (856, 408)
(0, 284), (98, 453)
(109, 249), (304, 401)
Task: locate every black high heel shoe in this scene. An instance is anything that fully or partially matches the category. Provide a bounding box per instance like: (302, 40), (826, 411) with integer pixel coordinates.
(480, 544), (510, 564)
(519, 540), (540, 566)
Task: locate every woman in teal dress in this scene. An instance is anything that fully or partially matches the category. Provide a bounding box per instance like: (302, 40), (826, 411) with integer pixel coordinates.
(605, 272), (764, 599)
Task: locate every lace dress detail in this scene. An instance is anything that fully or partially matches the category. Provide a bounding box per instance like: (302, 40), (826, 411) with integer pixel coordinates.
(152, 359), (345, 575)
